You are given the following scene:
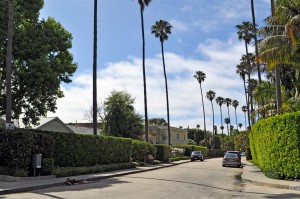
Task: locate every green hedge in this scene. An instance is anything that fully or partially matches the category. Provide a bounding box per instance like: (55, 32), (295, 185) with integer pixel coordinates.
(249, 112), (300, 179)
(154, 144), (171, 162)
(131, 140), (157, 162)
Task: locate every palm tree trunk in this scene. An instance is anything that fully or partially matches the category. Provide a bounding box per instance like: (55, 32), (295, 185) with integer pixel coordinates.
(251, 0), (261, 83)
(244, 42), (252, 129)
(211, 101), (214, 136)
(234, 108), (238, 129)
(92, 0), (98, 135)
(270, 0), (282, 114)
(243, 78), (249, 128)
(6, 0), (13, 123)
(244, 112), (247, 130)
(199, 84), (206, 146)
(161, 41), (170, 145)
(140, 7), (149, 141)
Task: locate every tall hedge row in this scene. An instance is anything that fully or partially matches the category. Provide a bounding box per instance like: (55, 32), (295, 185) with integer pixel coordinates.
(0, 130), (132, 169)
(173, 145), (208, 156)
(249, 112), (300, 179)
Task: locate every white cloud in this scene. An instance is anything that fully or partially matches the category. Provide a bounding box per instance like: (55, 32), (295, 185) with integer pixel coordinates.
(49, 36), (250, 133)
(169, 20), (188, 32)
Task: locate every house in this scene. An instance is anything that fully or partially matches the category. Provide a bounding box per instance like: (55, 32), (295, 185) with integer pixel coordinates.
(148, 125), (188, 145)
(19, 117), (74, 133)
(67, 123), (101, 135)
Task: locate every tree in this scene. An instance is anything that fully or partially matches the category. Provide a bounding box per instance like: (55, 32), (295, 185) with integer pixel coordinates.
(206, 90), (216, 136)
(151, 19), (172, 145)
(238, 123), (243, 130)
(93, 0), (98, 135)
(224, 117), (230, 136)
(103, 90), (143, 139)
(135, 0), (152, 141)
(0, 1), (77, 126)
(224, 98), (232, 128)
(241, 105), (248, 130)
(194, 71), (207, 145)
(83, 100), (104, 123)
(215, 96), (225, 144)
(149, 117), (167, 125)
(232, 100), (239, 129)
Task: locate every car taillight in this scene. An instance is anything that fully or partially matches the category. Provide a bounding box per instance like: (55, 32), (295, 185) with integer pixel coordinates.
(224, 158), (227, 160)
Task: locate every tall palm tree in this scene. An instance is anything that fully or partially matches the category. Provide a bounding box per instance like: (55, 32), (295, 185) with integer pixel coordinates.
(5, 0), (13, 123)
(250, 0), (262, 83)
(151, 20), (172, 145)
(136, 0), (152, 141)
(232, 100), (239, 129)
(241, 105), (248, 130)
(238, 123), (243, 131)
(92, 0), (98, 135)
(215, 96), (225, 137)
(194, 71), (207, 145)
(224, 117), (230, 136)
(206, 90), (216, 136)
(224, 98), (232, 127)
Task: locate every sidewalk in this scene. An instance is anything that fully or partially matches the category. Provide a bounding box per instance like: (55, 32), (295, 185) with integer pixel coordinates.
(241, 157), (300, 191)
(0, 160), (189, 195)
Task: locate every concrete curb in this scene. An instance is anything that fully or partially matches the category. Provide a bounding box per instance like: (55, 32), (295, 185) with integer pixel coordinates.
(0, 160), (189, 195)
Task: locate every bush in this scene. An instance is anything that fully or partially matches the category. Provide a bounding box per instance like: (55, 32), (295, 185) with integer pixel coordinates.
(173, 145), (208, 156)
(249, 112), (300, 179)
(41, 158), (54, 175)
(131, 140), (157, 162)
(154, 144), (171, 162)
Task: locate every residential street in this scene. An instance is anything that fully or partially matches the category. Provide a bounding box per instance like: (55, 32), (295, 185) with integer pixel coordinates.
(2, 158), (300, 199)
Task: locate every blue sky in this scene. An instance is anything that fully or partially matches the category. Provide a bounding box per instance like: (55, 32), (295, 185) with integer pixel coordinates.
(41, 0), (270, 133)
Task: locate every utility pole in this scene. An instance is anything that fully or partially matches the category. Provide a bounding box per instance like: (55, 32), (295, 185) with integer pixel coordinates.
(93, 0), (98, 135)
(5, 0), (13, 127)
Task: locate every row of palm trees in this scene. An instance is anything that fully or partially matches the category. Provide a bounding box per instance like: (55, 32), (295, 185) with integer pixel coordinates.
(234, 0), (300, 128)
(136, 0), (173, 144)
(194, 70), (248, 145)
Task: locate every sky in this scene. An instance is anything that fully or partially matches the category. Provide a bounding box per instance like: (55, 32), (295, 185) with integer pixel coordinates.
(40, 0), (271, 133)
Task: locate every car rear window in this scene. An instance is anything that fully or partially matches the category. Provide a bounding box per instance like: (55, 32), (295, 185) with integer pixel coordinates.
(225, 153), (238, 158)
(193, 151), (201, 155)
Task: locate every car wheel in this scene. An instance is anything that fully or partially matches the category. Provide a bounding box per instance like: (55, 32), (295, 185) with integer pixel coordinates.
(200, 159), (204, 161)
(222, 164), (225, 167)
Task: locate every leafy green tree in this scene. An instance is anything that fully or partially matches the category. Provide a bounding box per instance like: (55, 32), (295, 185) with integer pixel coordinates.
(151, 19), (172, 145)
(194, 71), (207, 145)
(0, 0), (77, 125)
(234, 131), (249, 152)
(206, 90), (216, 136)
(135, 0), (152, 141)
(103, 90), (143, 139)
(149, 117), (166, 125)
(232, 100), (239, 129)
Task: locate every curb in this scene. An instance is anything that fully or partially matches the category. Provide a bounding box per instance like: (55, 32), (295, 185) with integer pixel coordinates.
(0, 160), (189, 195)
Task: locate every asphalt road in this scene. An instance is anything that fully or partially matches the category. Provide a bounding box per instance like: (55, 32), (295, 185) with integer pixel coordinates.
(2, 158), (300, 199)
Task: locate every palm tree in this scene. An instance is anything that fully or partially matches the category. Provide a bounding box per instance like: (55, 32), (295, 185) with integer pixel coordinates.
(250, 0), (262, 83)
(194, 71), (207, 145)
(224, 98), (232, 127)
(238, 123), (243, 131)
(215, 96), (225, 137)
(151, 20), (172, 145)
(92, 0), (98, 135)
(5, 0), (13, 123)
(224, 117), (230, 136)
(232, 100), (239, 129)
(220, 125), (225, 150)
(206, 90), (216, 136)
(241, 105), (248, 130)
(236, 63), (251, 128)
(136, 0), (152, 141)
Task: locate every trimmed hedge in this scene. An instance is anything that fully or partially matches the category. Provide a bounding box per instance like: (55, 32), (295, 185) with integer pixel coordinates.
(249, 112), (300, 179)
(131, 140), (157, 162)
(154, 144), (171, 162)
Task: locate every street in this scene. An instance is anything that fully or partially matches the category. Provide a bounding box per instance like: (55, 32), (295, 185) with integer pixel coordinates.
(1, 158), (300, 199)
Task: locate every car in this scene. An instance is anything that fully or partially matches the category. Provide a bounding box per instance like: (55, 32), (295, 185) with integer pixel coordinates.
(191, 151), (204, 161)
(241, 152), (245, 156)
(222, 151), (241, 167)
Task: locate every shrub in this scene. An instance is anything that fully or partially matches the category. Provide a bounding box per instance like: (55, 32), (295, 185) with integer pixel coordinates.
(154, 144), (171, 162)
(131, 140), (157, 162)
(249, 112), (300, 179)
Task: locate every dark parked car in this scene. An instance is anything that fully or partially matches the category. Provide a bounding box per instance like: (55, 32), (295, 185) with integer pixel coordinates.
(191, 151), (204, 161)
(222, 151), (241, 167)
